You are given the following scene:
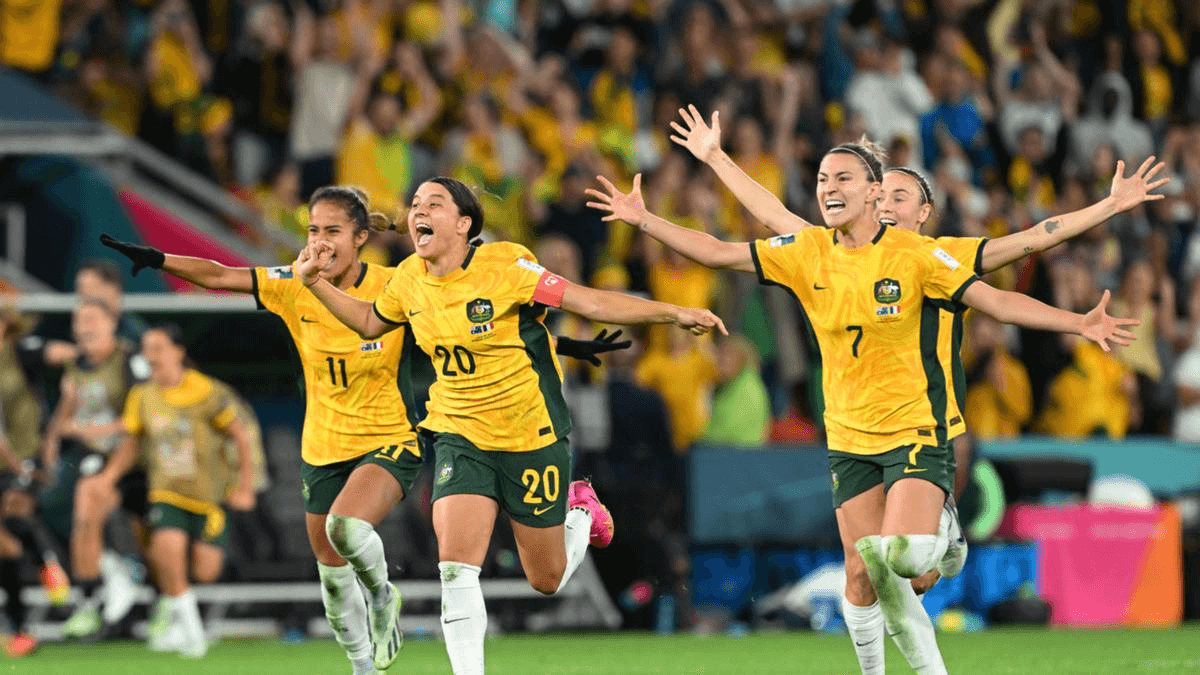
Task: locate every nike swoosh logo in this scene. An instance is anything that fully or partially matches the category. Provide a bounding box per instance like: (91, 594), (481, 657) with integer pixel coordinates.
(903, 466), (928, 474)
(442, 617), (469, 624)
(533, 505), (553, 516)
(300, 316), (317, 323)
(854, 640), (877, 647)
(408, 310), (422, 317)
(813, 284), (828, 290)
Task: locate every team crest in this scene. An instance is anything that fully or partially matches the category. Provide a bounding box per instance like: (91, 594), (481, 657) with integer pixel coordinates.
(467, 298), (494, 324)
(874, 278), (901, 304)
(301, 480), (310, 501)
(436, 462), (454, 486)
(831, 472), (840, 492)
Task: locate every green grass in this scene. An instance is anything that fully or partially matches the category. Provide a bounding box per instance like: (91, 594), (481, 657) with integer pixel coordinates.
(5, 626), (1200, 674)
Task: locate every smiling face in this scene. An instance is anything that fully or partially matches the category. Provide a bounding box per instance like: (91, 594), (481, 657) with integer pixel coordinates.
(407, 181), (472, 261)
(877, 171), (932, 232)
(307, 200), (367, 279)
(816, 151), (879, 229)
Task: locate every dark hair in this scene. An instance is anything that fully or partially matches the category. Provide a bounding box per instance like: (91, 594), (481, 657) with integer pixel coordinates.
(427, 177), (485, 240)
(78, 259), (124, 291)
(309, 186), (395, 234)
(827, 135), (887, 183)
(147, 321), (187, 348)
(886, 167), (935, 206)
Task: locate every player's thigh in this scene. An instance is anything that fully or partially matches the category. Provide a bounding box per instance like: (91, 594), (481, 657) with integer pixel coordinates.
(881, 443), (953, 536)
(836, 484), (885, 602)
(329, 449), (422, 525)
(149, 526), (190, 590)
(432, 494), (499, 567)
(74, 475), (119, 520)
(510, 520), (566, 591)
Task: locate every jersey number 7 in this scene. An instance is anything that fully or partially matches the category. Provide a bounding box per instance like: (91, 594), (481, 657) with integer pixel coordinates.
(846, 325), (863, 358)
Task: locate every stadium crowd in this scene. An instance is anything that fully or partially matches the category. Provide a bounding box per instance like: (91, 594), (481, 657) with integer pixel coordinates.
(3, 0), (1200, 449)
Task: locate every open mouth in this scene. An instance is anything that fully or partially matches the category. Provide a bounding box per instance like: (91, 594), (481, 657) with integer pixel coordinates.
(824, 200), (846, 215)
(415, 223), (433, 247)
(878, 217), (896, 227)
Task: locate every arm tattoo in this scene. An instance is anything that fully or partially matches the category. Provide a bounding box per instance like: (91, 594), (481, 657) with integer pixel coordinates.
(1043, 220), (1061, 234)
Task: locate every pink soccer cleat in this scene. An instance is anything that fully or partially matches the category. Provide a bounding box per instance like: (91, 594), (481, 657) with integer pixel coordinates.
(568, 480), (614, 548)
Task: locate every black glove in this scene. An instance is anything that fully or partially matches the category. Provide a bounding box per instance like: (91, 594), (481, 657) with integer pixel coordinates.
(554, 329), (632, 366)
(99, 233), (165, 276)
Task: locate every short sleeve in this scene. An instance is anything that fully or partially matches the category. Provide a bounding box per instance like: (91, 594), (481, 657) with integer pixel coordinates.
(373, 269), (408, 325)
(750, 234), (801, 287)
(252, 265), (298, 316)
(934, 236), (988, 276)
(920, 242), (980, 302)
(511, 256), (568, 308)
(209, 389), (239, 431)
(122, 386), (145, 436)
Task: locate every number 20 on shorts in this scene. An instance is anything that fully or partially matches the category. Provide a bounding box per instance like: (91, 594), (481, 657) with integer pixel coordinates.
(521, 466), (561, 504)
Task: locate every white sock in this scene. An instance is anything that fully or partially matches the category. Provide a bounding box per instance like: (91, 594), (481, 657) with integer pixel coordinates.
(439, 561), (486, 675)
(327, 515), (391, 608)
(175, 589), (205, 644)
(856, 536), (947, 675)
(555, 508), (591, 594)
(842, 598), (886, 675)
(318, 562), (374, 673)
(882, 534), (948, 579)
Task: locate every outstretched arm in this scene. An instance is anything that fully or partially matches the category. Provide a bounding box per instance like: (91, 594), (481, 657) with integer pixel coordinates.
(980, 157), (1169, 272)
(670, 105), (813, 235)
(962, 285), (1138, 353)
(560, 285), (727, 336)
(297, 243), (396, 339)
(101, 233), (254, 292)
(586, 174), (756, 273)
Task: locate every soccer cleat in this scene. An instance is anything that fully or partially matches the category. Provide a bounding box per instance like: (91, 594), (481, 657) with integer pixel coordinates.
(61, 603), (102, 639)
(148, 620), (186, 653)
(938, 493), (968, 578)
(4, 632), (37, 657)
(371, 583), (403, 671)
(568, 480), (614, 548)
(101, 557), (140, 625)
(39, 559), (70, 606)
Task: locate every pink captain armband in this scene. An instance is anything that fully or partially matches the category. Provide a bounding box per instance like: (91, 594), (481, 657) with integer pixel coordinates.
(531, 270), (568, 307)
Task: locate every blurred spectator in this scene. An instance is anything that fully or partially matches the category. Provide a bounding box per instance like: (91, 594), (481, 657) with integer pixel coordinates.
(1035, 336), (1135, 439)
(701, 335), (770, 448)
(1131, 29), (1174, 142)
(221, 1), (295, 187)
(539, 163), (609, 282)
(769, 382), (820, 445)
(636, 330), (717, 454)
(962, 314), (1032, 439)
(76, 259), (147, 344)
(662, 4), (726, 115)
(0, 0), (64, 79)
(920, 58), (993, 183)
(1113, 257), (1178, 433)
(1073, 74), (1154, 169)
(844, 32), (933, 170)
(992, 25), (1080, 160)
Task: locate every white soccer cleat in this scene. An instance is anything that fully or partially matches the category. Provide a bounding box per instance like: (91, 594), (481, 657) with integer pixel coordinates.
(371, 583), (403, 671)
(101, 553), (140, 625)
(938, 493), (968, 578)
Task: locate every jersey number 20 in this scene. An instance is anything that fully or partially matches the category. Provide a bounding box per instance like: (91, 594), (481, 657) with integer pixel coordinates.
(434, 345), (476, 376)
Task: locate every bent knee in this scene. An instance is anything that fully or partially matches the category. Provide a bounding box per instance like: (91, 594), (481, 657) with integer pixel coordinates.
(527, 570), (564, 596)
(910, 571), (939, 595)
(884, 534), (939, 579)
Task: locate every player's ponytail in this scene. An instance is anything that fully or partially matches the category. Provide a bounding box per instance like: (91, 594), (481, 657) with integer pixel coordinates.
(368, 212), (396, 232)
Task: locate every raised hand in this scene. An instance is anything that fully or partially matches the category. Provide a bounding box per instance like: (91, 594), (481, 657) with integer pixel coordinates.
(554, 329), (633, 366)
(99, 233), (165, 276)
(296, 241), (335, 287)
(675, 307), (728, 336)
(1109, 156), (1170, 213)
(669, 104), (723, 164)
(585, 174), (648, 226)
(1081, 289), (1140, 352)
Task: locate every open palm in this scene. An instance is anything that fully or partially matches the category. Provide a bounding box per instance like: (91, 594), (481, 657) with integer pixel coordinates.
(669, 104), (722, 163)
(1109, 156), (1170, 213)
(585, 174), (648, 225)
(1082, 289), (1140, 352)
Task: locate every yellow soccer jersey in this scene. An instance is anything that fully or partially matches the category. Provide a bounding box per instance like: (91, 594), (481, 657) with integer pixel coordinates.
(123, 369), (238, 512)
(751, 226), (979, 455)
(373, 243), (571, 452)
(929, 235), (989, 441)
(253, 263), (420, 465)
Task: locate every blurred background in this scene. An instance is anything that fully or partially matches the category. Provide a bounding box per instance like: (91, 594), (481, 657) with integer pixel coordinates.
(1, 0), (1200, 650)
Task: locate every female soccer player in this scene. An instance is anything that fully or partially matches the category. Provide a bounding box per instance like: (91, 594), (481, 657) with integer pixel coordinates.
(99, 187), (626, 675)
(296, 176), (725, 675)
(586, 142), (1137, 675)
(94, 323), (256, 657)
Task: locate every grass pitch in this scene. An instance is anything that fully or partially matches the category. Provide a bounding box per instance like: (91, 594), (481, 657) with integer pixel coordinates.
(4, 625), (1199, 674)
